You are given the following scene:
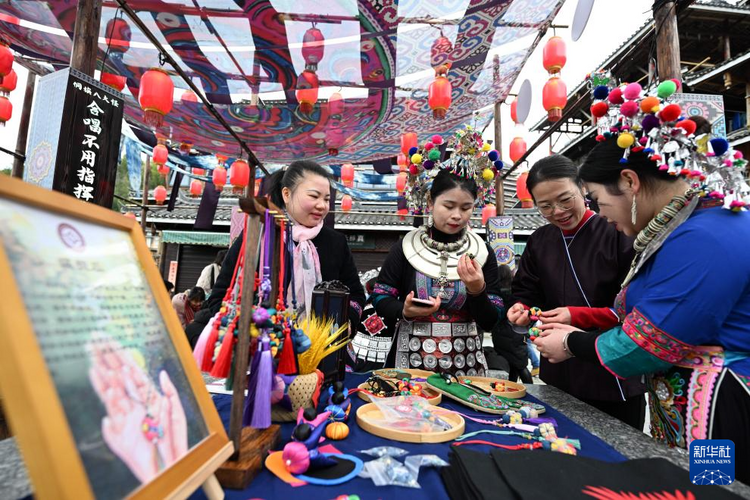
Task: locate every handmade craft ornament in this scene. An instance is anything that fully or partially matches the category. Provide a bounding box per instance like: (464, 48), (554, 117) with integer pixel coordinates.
(325, 422), (350, 440)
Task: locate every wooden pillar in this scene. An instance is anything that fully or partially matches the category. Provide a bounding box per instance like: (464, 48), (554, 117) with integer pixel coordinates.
(70, 0), (103, 76)
(493, 101), (505, 215)
(723, 27), (732, 89)
(653, 0), (681, 82)
(11, 72), (36, 179)
(141, 156), (150, 231)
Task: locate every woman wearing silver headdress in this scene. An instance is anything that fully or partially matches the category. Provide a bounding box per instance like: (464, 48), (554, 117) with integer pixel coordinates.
(371, 169), (504, 376)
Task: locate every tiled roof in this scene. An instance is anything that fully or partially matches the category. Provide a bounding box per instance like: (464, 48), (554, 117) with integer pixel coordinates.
(728, 127), (750, 145)
(124, 198), (548, 234)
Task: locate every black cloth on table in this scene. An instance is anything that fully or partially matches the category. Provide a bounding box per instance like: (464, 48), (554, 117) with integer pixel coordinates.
(442, 447), (743, 500)
(185, 226), (366, 348)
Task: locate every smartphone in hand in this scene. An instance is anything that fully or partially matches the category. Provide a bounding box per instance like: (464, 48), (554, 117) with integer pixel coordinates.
(411, 297), (436, 307)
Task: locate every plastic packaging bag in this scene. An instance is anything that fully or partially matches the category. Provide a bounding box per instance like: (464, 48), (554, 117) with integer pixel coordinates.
(370, 395), (453, 433)
(359, 446), (409, 458)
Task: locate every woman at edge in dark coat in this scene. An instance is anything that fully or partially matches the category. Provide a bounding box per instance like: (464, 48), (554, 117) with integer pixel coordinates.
(185, 161), (365, 348)
(507, 155), (646, 429)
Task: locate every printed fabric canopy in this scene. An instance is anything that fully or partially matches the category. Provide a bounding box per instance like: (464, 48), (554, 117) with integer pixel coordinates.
(0, 0), (563, 165)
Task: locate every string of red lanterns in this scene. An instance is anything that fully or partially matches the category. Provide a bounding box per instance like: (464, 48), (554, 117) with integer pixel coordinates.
(428, 35), (453, 120)
(541, 35), (568, 123)
(0, 40), (14, 125)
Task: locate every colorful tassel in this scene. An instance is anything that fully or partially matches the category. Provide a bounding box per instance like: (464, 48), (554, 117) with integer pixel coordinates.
(250, 336), (273, 429)
(210, 318), (237, 378)
(276, 327), (298, 375)
(200, 322), (221, 372)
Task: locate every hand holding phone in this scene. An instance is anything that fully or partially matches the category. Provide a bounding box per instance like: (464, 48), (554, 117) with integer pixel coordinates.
(411, 297), (436, 307)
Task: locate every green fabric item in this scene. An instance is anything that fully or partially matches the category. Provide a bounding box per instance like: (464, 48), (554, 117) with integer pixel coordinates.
(162, 230), (230, 246)
(426, 374), (544, 412)
(595, 326), (673, 378)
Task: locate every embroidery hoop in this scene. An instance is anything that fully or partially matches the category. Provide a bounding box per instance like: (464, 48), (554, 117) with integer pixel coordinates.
(356, 402), (465, 443)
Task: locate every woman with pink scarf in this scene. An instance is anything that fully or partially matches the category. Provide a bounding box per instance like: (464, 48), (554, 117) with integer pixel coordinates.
(185, 161), (365, 348)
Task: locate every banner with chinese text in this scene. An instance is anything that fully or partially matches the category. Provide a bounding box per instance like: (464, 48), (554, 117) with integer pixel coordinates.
(52, 69), (123, 207)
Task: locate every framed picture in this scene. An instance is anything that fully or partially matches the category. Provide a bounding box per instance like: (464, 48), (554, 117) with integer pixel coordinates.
(0, 177), (232, 499)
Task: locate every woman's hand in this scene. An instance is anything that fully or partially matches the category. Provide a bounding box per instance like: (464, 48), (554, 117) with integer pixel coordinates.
(533, 323), (581, 363)
(507, 303), (530, 326)
(457, 254), (485, 295)
(402, 291), (441, 320)
(540, 307), (572, 325)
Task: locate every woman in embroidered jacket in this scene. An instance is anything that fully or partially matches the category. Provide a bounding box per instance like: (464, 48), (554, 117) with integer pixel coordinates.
(372, 170), (504, 376)
(537, 140), (750, 483)
(508, 156), (646, 429)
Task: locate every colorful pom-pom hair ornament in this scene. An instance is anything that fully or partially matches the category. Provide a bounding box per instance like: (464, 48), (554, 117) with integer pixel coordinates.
(400, 125), (504, 216)
(587, 70), (750, 211)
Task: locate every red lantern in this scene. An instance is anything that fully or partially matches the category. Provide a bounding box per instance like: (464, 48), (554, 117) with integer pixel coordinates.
(542, 36), (566, 74)
(302, 27), (325, 69)
(181, 90), (198, 103)
(230, 159), (250, 189)
(157, 163), (170, 177)
(212, 166), (227, 191)
(509, 136), (527, 164)
(428, 74), (452, 120)
(139, 68), (174, 128)
(189, 179), (203, 197)
(510, 99), (519, 125)
(397, 153), (408, 172)
(100, 72), (126, 92)
(341, 195), (353, 212)
(0, 42), (14, 77)
(328, 92), (344, 118)
(153, 143), (168, 165)
(153, 185), (167, 205)
(296, 70), (319, 114)
(542, 76), (567, 122)
(516, 171), (533, 209)
(341, 163), (355, 187)
(396, 172), (408, 194)
(431, 35), (452, 69)
(0, 96), (12, 125)
(482, 204), (497, 225)
(401, 132), (418, 156)
(0, 69), (17, 95)
(193, 167), (205, 177)
(326, 128), (344, 156)
(105, 17), (131, 54)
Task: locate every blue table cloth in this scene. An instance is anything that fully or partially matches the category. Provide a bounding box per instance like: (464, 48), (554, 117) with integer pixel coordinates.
(193, 374), (626, 500)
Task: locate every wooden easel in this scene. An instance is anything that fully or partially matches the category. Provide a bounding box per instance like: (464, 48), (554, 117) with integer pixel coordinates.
(214, 172), (287, 489)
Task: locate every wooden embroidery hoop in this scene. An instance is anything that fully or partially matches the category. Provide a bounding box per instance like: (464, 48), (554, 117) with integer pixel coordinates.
(355, 402), (464, 443)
